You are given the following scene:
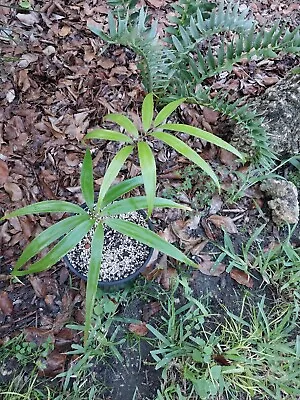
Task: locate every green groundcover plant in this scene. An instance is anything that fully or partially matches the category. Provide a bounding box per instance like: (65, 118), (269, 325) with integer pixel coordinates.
(1, 148), (198, 342)
(85, 93), (244, 215)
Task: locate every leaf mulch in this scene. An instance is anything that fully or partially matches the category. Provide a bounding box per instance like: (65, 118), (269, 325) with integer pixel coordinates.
(0, 0), (299, 397)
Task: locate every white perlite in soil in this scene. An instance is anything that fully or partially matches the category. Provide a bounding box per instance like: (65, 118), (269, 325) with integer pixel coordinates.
(66, 211), (151, 282)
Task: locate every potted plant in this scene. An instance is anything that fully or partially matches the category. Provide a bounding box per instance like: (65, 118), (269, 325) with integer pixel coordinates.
(84, 93), (245, 215)
(1, 148), (197, 343)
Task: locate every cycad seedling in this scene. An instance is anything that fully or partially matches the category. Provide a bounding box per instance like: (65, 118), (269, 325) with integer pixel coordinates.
(85, 93), (244, 216)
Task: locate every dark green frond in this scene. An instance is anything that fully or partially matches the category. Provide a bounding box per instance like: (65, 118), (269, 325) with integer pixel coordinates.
(171, 0), (255, 52)
(193, 91), (277, 169)
(88, 9), (175, 93)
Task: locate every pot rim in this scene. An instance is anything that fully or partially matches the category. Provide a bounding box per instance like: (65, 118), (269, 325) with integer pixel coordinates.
(64, 207), (154, 287)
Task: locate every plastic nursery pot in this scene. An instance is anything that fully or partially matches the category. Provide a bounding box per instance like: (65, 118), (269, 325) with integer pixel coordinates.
(63, 206), (154, 291)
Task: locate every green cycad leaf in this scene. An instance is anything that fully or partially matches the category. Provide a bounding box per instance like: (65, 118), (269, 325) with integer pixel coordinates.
(138, 142), (156, 216)
(84, 129), (133, 143)
(154, 98), (187, 127)
(14, 215), (89, 271)
(84, 223), (104, 344)
(12, 219), (95, 276)
(152, 131), (220, 189)
(96, 145), (134, 210)
(81, 149), (94, 211)
(101, 196), (191, 217)
(160, 123), (245, 161)
(105, 218), (197, 268)
(102, 176), (144, 207)
(1, 201), (86, 221)
(142, 93), (154, 132)
(104, 114), (139, 138)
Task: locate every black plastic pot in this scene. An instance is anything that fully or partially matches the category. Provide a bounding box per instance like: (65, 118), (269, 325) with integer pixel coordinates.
(63, 207), (154, 291)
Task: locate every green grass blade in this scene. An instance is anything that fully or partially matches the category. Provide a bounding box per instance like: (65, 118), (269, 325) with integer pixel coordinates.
(12, 219), (95, 276)
(102, 176), (144, 207)
(101, 196), (191, 216)
(81, 149), (94, 211)
(104, 114), (139, 138)
(14, 214), (90, 271)
(152, 131), (220, 190)
(142, 93), (154, 132)
(138, 141), (156, 216)
(1, 201), (86, 221)
(159, 123), (245, 161)
(84, 223), (104, 344)
(105, 218), (197, 267)
(154, 98), (186, 127)
(84, 129), (133, 143)
(96, 145), (134, 210)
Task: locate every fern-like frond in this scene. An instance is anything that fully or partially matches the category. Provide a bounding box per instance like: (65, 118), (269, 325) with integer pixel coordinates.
(170, 0), (255, 52)
(88, 9), (175, 93)
(175, 24), (300, 84)
(192, 90), (277, 168)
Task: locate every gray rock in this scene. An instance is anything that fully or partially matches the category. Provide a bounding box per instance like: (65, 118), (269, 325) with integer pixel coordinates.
(232, 73), (300, 156)
(260, 179), (299, 226)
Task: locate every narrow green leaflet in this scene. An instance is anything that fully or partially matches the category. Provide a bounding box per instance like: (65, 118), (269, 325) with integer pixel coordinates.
(14, 214), (90, 271)
(12, 219), (95, 276)
(138, 141), (156, 216)
(104, 114), (139, 138)
(154, 98), (186, 127)
(152, 131), (220, 189)
(84, 129), (133, 143)
(142, 93), (154, 132)
(105, 218), (197, 268)
(81, 149), (94, 211)
(96, 145), (134, 210)
(101, 196), (190, 217)
(1, 201), (86, 221)
(102, 176), (144, 207)
(160, 123), (245, 161)
(84, 223), (104, 344)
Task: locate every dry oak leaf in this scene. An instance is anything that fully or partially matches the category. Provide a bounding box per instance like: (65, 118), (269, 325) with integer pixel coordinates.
(207, 215), (238, 234)
(4, 182), (23, 201)
(0, 291), (14, 315)
(0, 160), (9, 186)
(38, 350), (66, 377)
(230, 268), (254, 288)
(158, 266), (178, 291)
(142, 302), (161, 322)
(197, 258), (226, 277)
(24, 327), (55, 346)
(128, 322), (148, 336)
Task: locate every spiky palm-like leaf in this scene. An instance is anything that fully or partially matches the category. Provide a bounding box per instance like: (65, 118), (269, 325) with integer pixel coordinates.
(193, 90), (277, 168)
(88, 9), (175, 93)
(171, 0), (255, 48)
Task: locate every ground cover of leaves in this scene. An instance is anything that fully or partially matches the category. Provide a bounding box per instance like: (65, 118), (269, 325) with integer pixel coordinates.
(0, 0), (299, 398)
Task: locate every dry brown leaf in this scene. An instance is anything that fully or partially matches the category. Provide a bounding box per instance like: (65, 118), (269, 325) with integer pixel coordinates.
(128, 322), (148, 336)
(213, 354), (231, 366)
(197, 256), (226, 277)
(208, 215), (238, 234)
(4, 182), (23, 201)
(209, 195), (223, 215)
(38, 350), (66, 377)
(24, 327), (55, 346)
(230, 268), (254, 288)
(142, 302), (161, 322)
(158, 267), (178, 291)
(0, 291), (14, 315)
(29, 276), (48, 298)
(18, 69), (31, 92)
(219, 149), (238, 167)
(0, 160), (9, 186)
(202, 107), (219, 124)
